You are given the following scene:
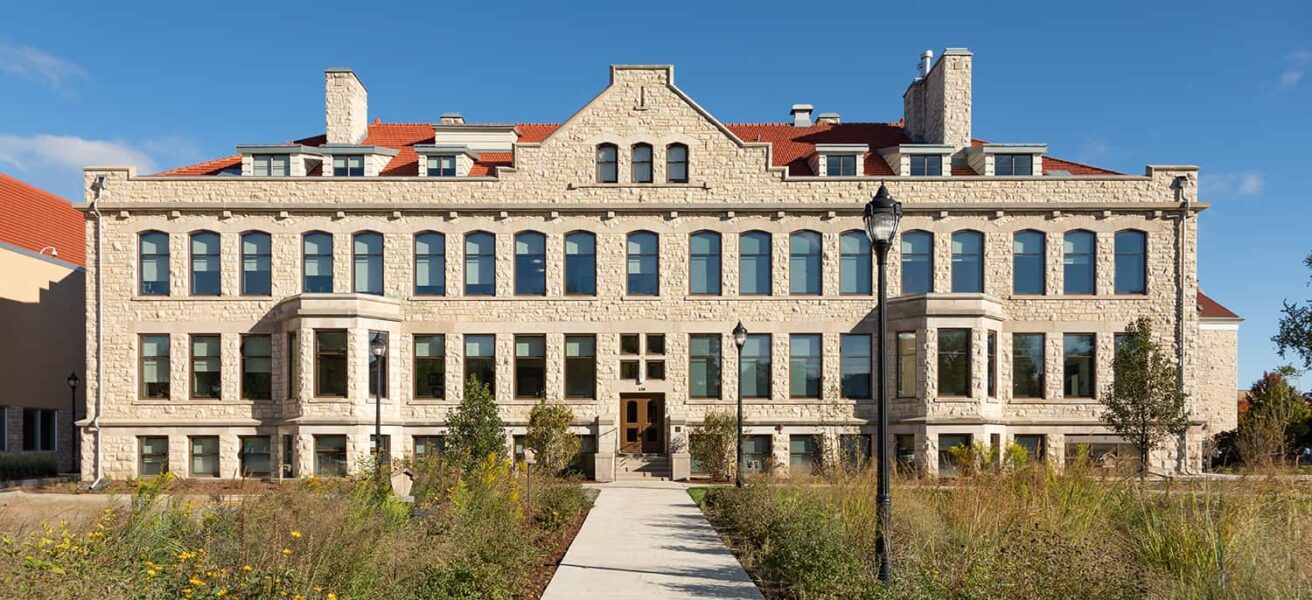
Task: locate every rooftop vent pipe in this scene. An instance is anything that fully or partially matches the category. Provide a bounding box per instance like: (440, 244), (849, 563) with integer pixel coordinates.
(790, 104), (814, 128)
(919, 50), (934, 77)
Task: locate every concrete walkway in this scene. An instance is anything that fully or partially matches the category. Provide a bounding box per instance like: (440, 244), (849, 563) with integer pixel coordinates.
(542, 481), (764, 599)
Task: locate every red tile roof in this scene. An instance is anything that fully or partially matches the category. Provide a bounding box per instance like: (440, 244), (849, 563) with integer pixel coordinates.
(0, 173), (85, 266)
(155, 121), (1120, 179)
(1198, 291), (1240, 320)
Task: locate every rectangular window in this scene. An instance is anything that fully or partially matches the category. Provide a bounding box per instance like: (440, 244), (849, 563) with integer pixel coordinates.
(648, 334), (666, 355)
(241, 232), (272, 295)
(1013, 434), (1045, 461)
(1064, 333), (1096, 398)
(739, 232), (772, 295)
(21, 408), (56, 452)
(825, 154), (858, 176)
(994, 154), (1033, 176)
(789, 233), (822, 295)
(368, 331), (389, 398)
(287, 332), (299, 399)
(315, 330), (348, 397)
(937, 329), (971, 397)
(414, 435), (445, 457)
(564, 232), (597, 295)
(839, 434), (871, 470)
(191, 335), (221, 399)
(253, 154), (289, 177)
(464, 334), (496, 394)
(414, 335), (446, 399)
(314, 435), (347, 477)
(1013, 231), (1046, 294)
(1012, 333), (1045, 398)
(840, 334), (871, 399)
(647, 360), (665, 380)
(741, 334), (772, 399)
(789, 434), (821, 475)
(620, 334), (640, 355)
(743, 435), (772, 472)
(415, 232), (446, 296)
(689, 232), (722, 295)
(987, 331), (997, 397)
(139, 232), (170, 296)
(332, 155), (364, 177)
(626, 232), (660, 296)
(789, 334), (822, 398)
(565, 335), (597, 399)
(895, 434), (916, 469)
(240, 436), (272, 477)
(515, 335), (546, 399)
(139, 436), (169, 476)
(370, 434), (391, 464)
(190, 436), (220, 477)
(620, 360), (640, 380)
(938, 434), (972, 475)
(140, 334), (170, 399)
(427, 155), (456, 177)
(190, 232), (220, 296)
(909, 154), (942, 176)
(689, 334), (722, 399)
(896, 332), (917, 398)
(241, 335), (272, 400)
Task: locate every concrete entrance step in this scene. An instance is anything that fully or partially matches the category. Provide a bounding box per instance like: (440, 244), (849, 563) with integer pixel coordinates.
(616, 454), (671, 480)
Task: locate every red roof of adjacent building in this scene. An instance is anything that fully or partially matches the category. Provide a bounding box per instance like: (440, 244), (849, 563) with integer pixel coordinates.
(155, 121), (1120, 178)
(0, 173), (85, 267)
(1198, 291), (1241, 320)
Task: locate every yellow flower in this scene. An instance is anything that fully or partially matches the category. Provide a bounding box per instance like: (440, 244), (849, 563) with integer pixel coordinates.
(241, 565), (253, 572)
(328, 594), (338, 600)
(217, 591), (228, 598)
(295, 595), (306, 600)
(189, 576), (206, 586)
(290, 530), (302, 538)
(146, 569), (158, 578)
(282, 548), (293, 556)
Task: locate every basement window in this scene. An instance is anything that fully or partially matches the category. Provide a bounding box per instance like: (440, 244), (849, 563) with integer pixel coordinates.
(994, 154), (1033, 176)
(824, 154), (858, 177)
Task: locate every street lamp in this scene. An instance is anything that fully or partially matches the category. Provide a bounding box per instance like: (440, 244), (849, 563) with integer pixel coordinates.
(863, 182), (902, 586)
(369, 335), (388, 483)
(66, 372), (79, 473)
(732, 321), (748, 488)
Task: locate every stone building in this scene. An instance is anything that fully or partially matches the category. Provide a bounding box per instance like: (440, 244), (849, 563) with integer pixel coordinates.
(78, 48), (1239, 482)
(0, 174), (86, 473)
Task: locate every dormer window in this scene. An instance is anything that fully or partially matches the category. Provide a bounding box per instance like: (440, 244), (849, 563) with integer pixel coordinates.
(253, 155), (289, 177)
(825, 154), (858, 177)
(333, 155), (364, 177)
(910, 154), (942, 176)
(597, 144), (618, 183)
(995, 154), (1033, 176)
(632, 143), (653, 183)
(427, 155), (456, 177)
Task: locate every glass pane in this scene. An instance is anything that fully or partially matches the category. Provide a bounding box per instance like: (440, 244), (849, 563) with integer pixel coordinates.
(515, 336), (545, 357)
(514, 232), (546, 296)
(937, 329), (971, 396)
(789, 232), (822, 295)
(1114, 231), (1146, 294)
(841, 334), (871, 399)
(951, 231), (983, 293)
(465, 335), (494, 357)
(840, 232), (872, 294)
(901, 231), (933, 294)
(647, 334), (665, 355)
(1063, 334), (1095, 397)
(789, 334), (821, 398)
(1063, 232), (1096, 295)
(565, 335), (595, 357)
(1013, 333), (1046, 398)
(1013, 231), (1046, 294)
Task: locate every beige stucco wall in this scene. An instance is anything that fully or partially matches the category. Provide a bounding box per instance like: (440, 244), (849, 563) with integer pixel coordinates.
(0, 247), (85, 471)
(78, 65), (1228, 481)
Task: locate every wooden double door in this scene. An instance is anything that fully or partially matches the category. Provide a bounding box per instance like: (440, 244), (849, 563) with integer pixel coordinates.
(620, 395), (664, 454)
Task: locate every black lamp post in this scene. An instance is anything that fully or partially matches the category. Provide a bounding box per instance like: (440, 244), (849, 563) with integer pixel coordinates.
(863, 182), (902, 586)
(369, 335), (388, 484)
(732, 321), (748, 488)
(66, 372), (79, 473)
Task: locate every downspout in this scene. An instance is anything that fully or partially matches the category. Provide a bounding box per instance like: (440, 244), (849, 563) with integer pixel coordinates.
(89, 175), (107, 489)
(1173, 174), (1195, 474)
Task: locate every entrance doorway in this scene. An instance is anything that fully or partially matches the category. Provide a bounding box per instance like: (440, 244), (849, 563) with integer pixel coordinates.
(619, 395), (664, 454)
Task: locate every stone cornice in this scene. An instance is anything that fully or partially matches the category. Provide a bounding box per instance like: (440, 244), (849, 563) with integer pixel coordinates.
(78, 201), (1209, 215)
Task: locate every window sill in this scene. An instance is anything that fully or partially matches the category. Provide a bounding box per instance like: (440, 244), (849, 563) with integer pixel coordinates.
(409, 296), (600, 302)
(1009, 397), (1100, 404)
(568, 182), (709, 190)
(1009, 294), (1150, 300)
(133, 399), (259, 405)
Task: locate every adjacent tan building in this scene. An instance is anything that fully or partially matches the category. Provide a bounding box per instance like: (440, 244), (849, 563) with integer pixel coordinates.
(78, 48), (1239, 482)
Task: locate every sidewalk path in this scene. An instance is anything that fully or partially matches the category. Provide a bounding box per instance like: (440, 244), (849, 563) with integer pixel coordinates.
(542, 481), (764, 599)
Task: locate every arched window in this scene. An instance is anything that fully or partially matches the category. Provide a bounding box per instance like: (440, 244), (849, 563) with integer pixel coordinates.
(1114, 230), (1147, 294)
(667, 143), (689, 183)
(190, 231), (220, 296)
(564, 231), (596, 296)
(414, 232), (445, 296)
(900, 231), (933, 295)
(240, 231), (272, 296)
(139, 231), (169, 296)
(689, 230), (722, 295)
(514, 231), (547, 296)
(739, 231), (772, 296)
(464, 232), (496, 296)
(626, 231), (659, 296)
(840, 231), (871, 295)
(352, 231), (383, 295)
(596, 144), (618, 183)
(950, 230), (984, 293)
(631, 143), (653, 183)
(789, 231), (822, 295)
(302, 232), (333, 293)
(1063, 230), (1096, 295)
(1012, 230), (1045, 295)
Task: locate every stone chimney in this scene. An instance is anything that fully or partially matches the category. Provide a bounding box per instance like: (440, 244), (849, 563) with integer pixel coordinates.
(325, 68), (368, 145)
(790, 104), (814, 128)
(902, 48), (972, 150)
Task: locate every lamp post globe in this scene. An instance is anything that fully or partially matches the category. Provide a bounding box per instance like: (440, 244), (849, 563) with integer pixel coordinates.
(732, 321), (748, 488)
(863, 182), (901, 587)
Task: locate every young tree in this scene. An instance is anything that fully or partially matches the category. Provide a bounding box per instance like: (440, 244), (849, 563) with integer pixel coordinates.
(524, 401), (581, 475)
(1099, 318), (1190, 480)
(688, 410), (738, 482)
(446, 375), (507, 473)
(1274, 252), (1312, 371)
(1235, 370), (1311, 465)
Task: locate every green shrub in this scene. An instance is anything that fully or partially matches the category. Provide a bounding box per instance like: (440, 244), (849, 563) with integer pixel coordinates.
(446, 376), (507, 474)
(689, 410), (737, 481)
(524, 401), (580, 475)
(0, 452), (58, 482)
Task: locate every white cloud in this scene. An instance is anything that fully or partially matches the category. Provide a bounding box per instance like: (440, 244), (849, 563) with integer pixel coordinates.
(0, 133), (167, 198)
(1075, 137), (1110, 163)
(1204, 171), (1264, 199)
(1278, 48), (1311, 89)
(0, 42), (87, 91)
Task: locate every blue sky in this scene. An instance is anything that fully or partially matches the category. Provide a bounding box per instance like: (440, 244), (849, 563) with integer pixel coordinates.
(1, 0), (1309, 388)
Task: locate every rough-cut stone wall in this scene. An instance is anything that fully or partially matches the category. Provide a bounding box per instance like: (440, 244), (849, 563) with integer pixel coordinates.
(1197, 324), (1240, 434)
(325, 70), (367, 145)
(77, 64), (1227, 481)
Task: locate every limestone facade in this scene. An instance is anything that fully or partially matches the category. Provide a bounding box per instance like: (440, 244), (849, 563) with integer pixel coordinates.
(78, 52), (1236, 482)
